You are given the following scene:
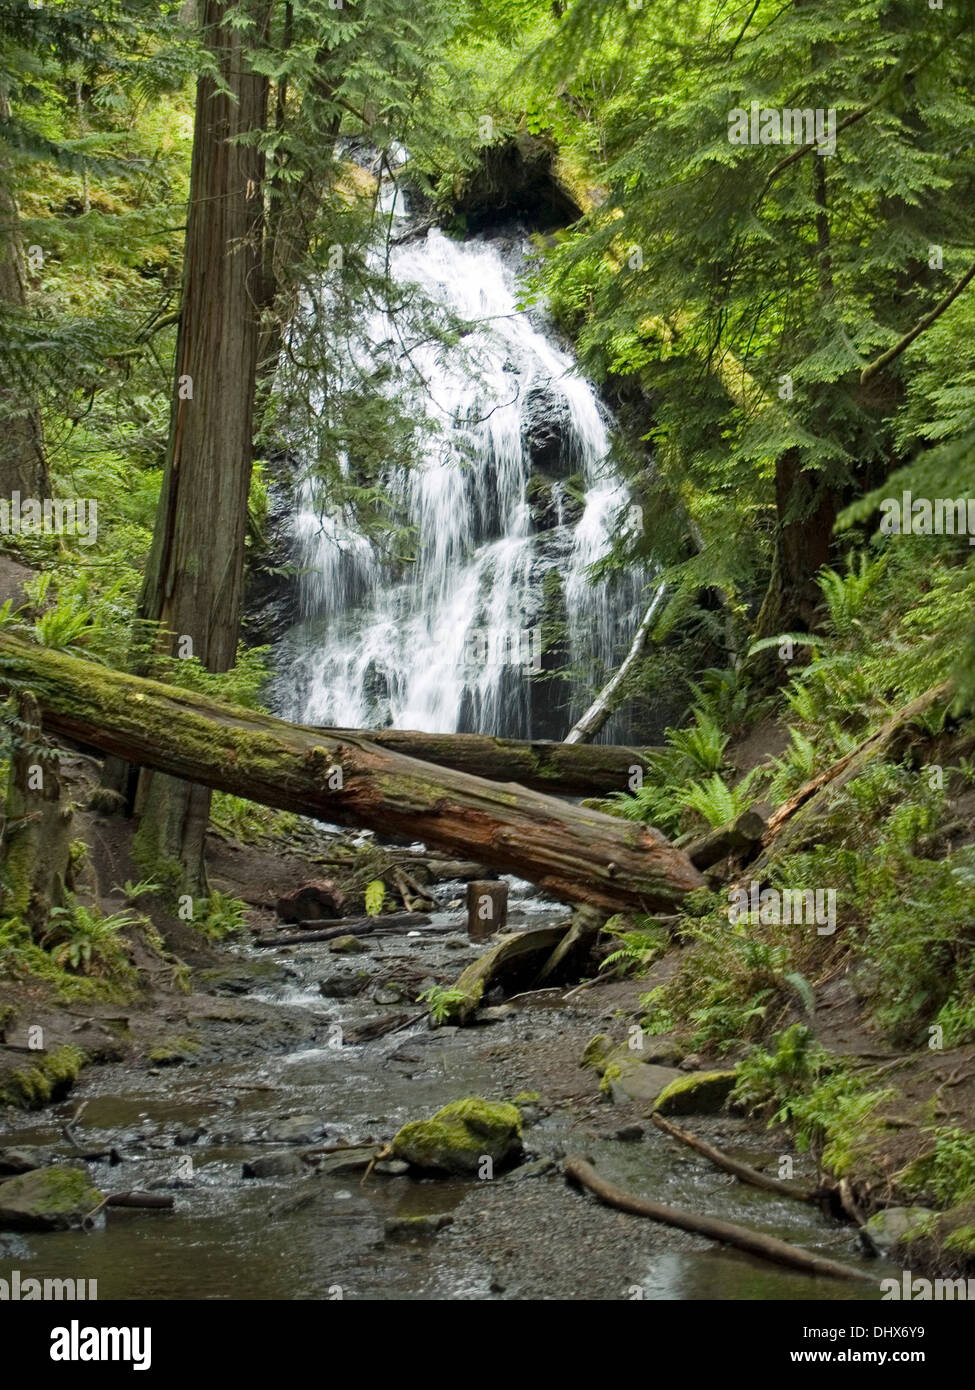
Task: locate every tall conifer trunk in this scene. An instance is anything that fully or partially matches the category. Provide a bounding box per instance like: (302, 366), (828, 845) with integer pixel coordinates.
(0, 86), (50, 499)
(134, 0), (270, 899)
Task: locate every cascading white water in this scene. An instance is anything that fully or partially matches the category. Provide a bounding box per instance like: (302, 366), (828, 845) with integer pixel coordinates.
(278, 210), (648, 741)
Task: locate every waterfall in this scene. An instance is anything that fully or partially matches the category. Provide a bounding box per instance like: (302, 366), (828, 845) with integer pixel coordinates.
(276, 210), (648, 742)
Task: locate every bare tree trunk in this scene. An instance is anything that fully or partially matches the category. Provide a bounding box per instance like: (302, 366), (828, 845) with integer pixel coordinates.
(134, 0), (270, 898)
(0, 86), (50, 499)
(564, 584), (666, 744)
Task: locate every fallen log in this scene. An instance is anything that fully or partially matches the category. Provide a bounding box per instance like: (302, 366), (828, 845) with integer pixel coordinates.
(650, 1113), (817, 1202)
(436, 924), (571, 1024)
(105, 1191), (175, 1210)
(684, 807), (767, 870)
(254, 913), (433, 947)
(563, 1157), (871, 1282)
(1, 634), (703, 913)
(311, 726), (663, 795)
(535, 905), (604, 984)
(758, 682), (953, 864)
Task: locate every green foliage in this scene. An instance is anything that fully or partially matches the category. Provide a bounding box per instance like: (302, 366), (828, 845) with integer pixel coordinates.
(196, 891), (246, 941)
(600, 916), (669, 976)
(677, 767), (764, 829)
(41, 899), (137, 979)
(665, 707), (729, 775)
(419, 985), (469, 1024)
(733, 1026), (894, 1172)
(364, 879), (386, 917)
(209, 793), (300, 846)
(901, 1129), (975, 1208)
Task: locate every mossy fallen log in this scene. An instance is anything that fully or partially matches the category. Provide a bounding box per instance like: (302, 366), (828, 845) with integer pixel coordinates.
(435, 925), (570, 1024)
(0, 634), (704, 914)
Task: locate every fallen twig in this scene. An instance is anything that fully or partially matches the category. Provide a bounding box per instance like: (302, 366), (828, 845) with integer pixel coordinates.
(650, 1113), (818, 1202)
(564, 1156), (872, 1282)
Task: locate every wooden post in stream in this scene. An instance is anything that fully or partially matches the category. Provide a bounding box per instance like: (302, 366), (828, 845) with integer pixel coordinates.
(467, 881), (507, 942)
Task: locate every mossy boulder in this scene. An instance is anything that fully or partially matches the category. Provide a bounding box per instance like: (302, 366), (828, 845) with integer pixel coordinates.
(328, 934), (368, 955)
(0, 1044), (85, 1109)
(581, 1034), (681, 1104)
(147, 1035), (201, 1066)
(862, 1206), (937, 1255)
(653, 1070), (738, 1116)
(391, 1097), (523, 1175)
(0, 1167), (103, 1231)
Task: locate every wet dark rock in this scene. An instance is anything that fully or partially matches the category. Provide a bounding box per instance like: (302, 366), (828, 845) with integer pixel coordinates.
(374, 983), (409, 1005)
(522, 386), (574, 480)
(319, 972), (369, 999)
(0, 1147), (48, 1175)
(384, 1213), (454, 1240)
(266, 1115), (327, 1145)
(276, 880), (346, 924)
(243, 1150), (308, 1179)
(478, 1005), (515, 1024)
(449, 132), (582, 235)
(614, 1124), (645, 1143)
(174, 1127), (205, 1147)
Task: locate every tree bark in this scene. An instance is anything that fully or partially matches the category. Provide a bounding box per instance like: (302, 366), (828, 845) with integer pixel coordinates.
(134, 0), (271, 899)
(1, 692), (71, 933)
(0, 634), (705, 915)
(0, 86), (50, 499)
(753, 446), (838, 646)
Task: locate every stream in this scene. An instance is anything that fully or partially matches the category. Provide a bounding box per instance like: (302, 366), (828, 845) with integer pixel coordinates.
(0, 876), (891, 1301)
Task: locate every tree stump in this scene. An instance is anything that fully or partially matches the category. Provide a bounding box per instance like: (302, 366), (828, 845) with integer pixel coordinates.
(467, 881), (507, 942)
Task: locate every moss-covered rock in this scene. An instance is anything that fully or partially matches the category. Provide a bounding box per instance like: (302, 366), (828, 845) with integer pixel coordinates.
(581, 1034), (612, 1071)
(0, 1044), (85, 1109)
(653, 1069), (737, 1116)
(147, 1035), (201, 1065)
(581, 1033), (682, 1103)
(0, 1167), (103, 1231)
(391, 1097), (523, 1175)
(328, 934), (368, 955)
(862, 1206), (938, 1255)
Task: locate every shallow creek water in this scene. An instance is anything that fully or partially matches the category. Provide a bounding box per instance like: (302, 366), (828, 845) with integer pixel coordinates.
(1, 883), (893, 1301)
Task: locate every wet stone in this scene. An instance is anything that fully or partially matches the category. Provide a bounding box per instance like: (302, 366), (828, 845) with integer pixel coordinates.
(242, 1150), (308, 1179)
(266, 1115), (327, 1144)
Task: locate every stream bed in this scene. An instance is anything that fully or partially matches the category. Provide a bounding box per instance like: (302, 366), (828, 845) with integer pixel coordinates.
(0, 881), (893, 1301)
